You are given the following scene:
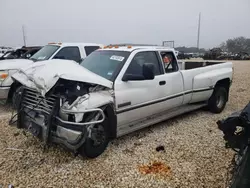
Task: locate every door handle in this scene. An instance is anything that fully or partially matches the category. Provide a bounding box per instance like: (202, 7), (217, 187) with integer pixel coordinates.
(159, 81), (166, 85)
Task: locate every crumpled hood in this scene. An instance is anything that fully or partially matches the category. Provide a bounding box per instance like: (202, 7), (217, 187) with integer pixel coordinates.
(12, 59), (113, 96)
(0, 59), (34, 70)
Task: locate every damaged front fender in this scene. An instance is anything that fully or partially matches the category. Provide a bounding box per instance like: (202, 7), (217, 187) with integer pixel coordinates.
(59, 91), (114, 123)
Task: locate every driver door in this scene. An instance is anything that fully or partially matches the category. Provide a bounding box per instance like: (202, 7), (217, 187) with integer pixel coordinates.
(114, 51), (167, 135)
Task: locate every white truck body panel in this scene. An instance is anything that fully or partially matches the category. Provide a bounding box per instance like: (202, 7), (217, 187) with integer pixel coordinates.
(0, 59), (33, 70)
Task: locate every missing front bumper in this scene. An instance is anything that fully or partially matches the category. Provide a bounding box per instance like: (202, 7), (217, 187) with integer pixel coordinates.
(15, 107), (105, 152)
(16, 108), (88, 151)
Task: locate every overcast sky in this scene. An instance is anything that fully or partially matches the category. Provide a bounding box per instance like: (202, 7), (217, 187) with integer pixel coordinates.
(0, 0), (250, 49)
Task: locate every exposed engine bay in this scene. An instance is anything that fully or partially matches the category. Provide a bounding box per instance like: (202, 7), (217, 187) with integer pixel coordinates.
(51, 79), (90, 104)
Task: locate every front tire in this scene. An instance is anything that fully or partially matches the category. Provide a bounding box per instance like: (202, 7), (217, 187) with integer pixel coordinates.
(208, 86), (228, 113)
(78, 118), (110, 158)
(12, 85), (23, 109)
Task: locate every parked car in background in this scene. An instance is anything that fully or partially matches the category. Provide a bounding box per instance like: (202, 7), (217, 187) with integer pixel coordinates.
(0, 46), (42, 60)
(233, 52), (250, 60)
(20, 47), (42, 59)
(0, 46), (14, 55)
(11, 44), (233, 158)
(0, 42), (103, 106)
(177, 51), (191, 59)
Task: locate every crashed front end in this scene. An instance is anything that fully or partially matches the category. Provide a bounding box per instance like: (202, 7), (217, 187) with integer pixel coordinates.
(10, 60), (115, 156)
(15, 80), (113, 152)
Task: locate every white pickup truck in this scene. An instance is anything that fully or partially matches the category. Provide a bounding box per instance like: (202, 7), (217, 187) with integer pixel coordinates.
(0, 42), (103, 105)
(11, 45), (233, 158)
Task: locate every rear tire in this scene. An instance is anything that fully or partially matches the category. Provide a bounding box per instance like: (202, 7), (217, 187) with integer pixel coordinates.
(208, 86), (228, 113)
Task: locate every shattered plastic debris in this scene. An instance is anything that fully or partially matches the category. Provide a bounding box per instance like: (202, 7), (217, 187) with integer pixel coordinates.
(156, 145), (165, 152)
(138, 161), (171, 176)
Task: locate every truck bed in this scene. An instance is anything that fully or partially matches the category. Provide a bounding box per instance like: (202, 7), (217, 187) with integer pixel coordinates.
(177, 60), (233, 104)
(178, 60), (227, 70)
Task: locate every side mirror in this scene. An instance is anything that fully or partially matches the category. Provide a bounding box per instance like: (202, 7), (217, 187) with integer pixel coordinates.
(78, 58), (85, 63)
(142, 63), (155, 80)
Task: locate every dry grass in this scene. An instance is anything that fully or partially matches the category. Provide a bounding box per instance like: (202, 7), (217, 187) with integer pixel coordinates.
(0, 61), (250, 187)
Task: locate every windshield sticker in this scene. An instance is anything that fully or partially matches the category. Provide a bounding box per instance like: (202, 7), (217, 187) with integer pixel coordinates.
(110, 55), (124, 62)
(107, 71), (113, 76)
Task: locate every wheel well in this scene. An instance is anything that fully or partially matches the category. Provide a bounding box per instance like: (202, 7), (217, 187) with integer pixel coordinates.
(103, 104), (117, 139)
(7, 81), (22, 102)
(215, 78), (231, 101)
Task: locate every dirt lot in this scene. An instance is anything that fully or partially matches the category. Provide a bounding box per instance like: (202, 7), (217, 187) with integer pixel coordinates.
(0, 61), (250, 188)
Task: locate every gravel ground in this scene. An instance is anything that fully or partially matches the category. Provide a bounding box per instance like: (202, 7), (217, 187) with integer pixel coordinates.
(0, 61), (250, 188)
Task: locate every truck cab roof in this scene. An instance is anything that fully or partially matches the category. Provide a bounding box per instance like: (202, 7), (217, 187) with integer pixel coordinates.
(100, 44), (176, 53)
(48, 42), (104, 48)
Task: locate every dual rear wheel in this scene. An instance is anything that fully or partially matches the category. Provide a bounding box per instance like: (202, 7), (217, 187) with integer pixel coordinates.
(208, 86), (228, 113)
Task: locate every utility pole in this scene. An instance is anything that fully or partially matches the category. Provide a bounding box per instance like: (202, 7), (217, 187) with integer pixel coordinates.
(22, 25), (26, 47)
(197, 13), (201, 49)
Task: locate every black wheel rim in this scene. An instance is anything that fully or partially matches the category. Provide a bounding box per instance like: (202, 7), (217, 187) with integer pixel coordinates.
(90, 124), (106, 147)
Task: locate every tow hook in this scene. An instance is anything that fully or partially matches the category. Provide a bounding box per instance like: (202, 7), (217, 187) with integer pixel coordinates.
(87, 112), (102, 138)
(87, 124), (94, 138)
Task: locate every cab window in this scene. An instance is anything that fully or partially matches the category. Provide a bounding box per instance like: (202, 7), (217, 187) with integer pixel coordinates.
(160, 51), (178, 73)
(53, 46), (81, 62)
(126, 51), (162, 76)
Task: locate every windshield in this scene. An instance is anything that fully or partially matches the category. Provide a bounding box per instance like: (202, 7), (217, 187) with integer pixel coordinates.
(80, 50), (130, 81)
(30, 45), (60, 61)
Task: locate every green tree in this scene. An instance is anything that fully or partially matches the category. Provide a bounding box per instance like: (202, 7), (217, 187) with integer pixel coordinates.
(225, 37), (250, 53)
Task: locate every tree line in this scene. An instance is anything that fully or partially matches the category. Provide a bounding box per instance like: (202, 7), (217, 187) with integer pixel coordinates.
(220, 37), (250, 54)
(175, 36), (250, 54)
